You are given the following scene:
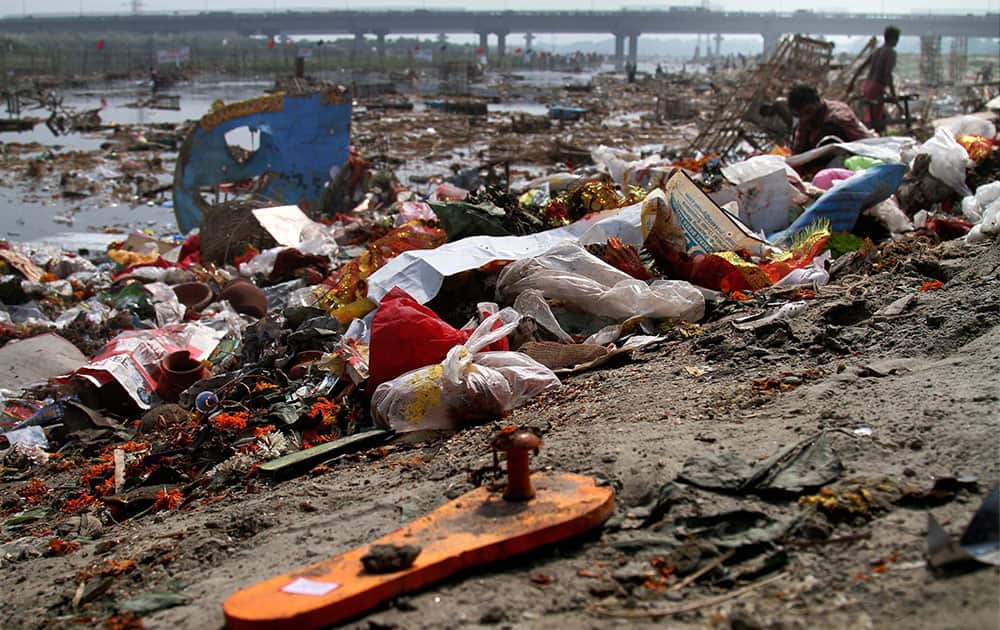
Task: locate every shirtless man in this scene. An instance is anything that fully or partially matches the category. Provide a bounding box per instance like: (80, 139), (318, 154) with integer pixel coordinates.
(863, 26), (900, 134)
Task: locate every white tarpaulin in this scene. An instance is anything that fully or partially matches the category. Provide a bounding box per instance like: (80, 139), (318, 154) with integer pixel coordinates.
(785, 136), (918, 169)
(366, 201), (648, 305)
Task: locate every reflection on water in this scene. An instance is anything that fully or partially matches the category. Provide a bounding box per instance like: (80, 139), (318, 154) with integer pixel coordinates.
(0, 75), (593, 243)
(0, 187), (176, 242)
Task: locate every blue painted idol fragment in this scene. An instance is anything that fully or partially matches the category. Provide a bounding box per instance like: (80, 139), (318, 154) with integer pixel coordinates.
(173, 88), (351, 234)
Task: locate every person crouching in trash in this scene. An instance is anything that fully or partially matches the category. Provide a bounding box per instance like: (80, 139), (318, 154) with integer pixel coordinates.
(787, 84), (874, 155)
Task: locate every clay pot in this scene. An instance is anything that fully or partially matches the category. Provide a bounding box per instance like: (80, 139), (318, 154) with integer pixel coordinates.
(156, 350), (207, 403)
(288, 350), (325, 380)
(220, 279), (268, 318)
(172, 281), (213, 312)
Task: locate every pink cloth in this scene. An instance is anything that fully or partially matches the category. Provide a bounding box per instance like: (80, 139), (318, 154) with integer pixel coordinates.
(812, 168), (855, 191)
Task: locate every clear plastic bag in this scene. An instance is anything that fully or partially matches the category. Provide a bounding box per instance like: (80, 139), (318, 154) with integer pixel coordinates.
(939, 115), (997, 140)
(918, 127), (974, 197)
(496, 241), (704, 323)
(371, 307), (560, 432)
(962, 182), (1000, 242)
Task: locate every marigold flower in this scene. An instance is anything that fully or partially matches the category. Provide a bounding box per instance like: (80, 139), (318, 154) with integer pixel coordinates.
(308, 397), (340, 427)
(48, 538), (81, 556)
(17, 479), (50, 504)
(152, 488), (184, 512)
(211, 411), (249, 431)
(63, 494), (96, 513)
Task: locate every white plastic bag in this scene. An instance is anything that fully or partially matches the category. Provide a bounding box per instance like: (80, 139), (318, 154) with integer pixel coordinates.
(917, 128), (974, 197)
(772, 251), (832, 288)
(961, 182), (1000, 243)
(496, 241), (705, 323)
(513, 290), (575, 344)
(938, 115), (997, 140)
(864, 197), (913, 238)
(966, 198), (1000, 243)
(371, 307), (560, 432)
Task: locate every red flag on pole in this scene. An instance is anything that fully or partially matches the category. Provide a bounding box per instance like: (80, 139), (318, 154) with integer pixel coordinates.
(268, 39), (276, 49)
(96, 39), (105, 50)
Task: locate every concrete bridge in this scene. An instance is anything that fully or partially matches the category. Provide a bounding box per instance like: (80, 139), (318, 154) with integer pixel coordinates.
(0, 8), (996, 67)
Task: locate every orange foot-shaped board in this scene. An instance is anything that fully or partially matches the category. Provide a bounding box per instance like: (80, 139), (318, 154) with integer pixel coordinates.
(224, 472), (614, 629)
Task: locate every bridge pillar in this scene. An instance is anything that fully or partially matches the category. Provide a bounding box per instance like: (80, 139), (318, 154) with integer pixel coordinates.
(714, 33), (722, 59)
(613, 33), (625, 71)
(627, 33), (639, 68)
(352, 32), (366, 59)
(761, 31), (781, 59)
(478, 32), (488, 54)
(524, 32), (534, 52)
(375, 31), (388, 59)
(497, 32), (507, 58)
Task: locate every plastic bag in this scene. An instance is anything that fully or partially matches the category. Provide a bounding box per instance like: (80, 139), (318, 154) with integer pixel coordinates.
(918, 127), (974, 197)
(966, 196), (1000, 243)
(812, 168), (855, 191)
(844, 155), (883, 171)
(770, 163), (906, 245)
(395, 201), (437, 226)
(772, 251), (831, 288)
(239, 246), (284, 277)
(960, 182), (1000, 225)
(938, 115), (997, 140)
(513, 290), (575, 344)
(368, 287), (509, 393)
(496, 241), (705, 323)
(372, 308), (559, 432)
(864, 197), (913, 238)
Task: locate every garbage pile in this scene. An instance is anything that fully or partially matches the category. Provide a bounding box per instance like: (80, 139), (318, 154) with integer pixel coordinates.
(1, 99), (998, 622)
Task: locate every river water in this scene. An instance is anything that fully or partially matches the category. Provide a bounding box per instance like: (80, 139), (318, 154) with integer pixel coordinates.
(0, 69), (637, 244)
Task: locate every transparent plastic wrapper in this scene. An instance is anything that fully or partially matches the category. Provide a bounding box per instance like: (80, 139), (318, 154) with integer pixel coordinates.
(966, 199), (1000, 243)
(286, 284), (320, 309)
(938, 115), (997, 140)
(372, 308), (560, 433)
(57, 323), (226, 409)
(144, 281), (186, 327)
(496, 241), (705, 323)
(55, 299), (113, 330)
(772, 251), (831, 288)
(120, 266), (170, 283)
(864, 198), (913, 238)
(54, 256), (96, 278)
(590, 145), (666, 189)
(7, 303), (53, 326)
(261, 279), (305, 312)
(395, 201), (437, 226)
(513, 290), (575, 344)
(21, 279), (73, 299)
(917, 128), (974, 197)
(962, 196), (983, 222)
(239, 246), (284, 277)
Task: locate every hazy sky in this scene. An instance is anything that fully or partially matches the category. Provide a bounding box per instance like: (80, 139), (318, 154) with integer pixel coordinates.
(0, 0), (996, 17)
